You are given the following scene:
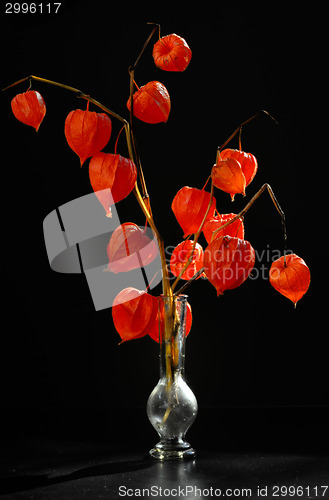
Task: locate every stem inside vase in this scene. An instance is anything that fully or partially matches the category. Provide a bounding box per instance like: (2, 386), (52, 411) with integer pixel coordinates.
(147, 295), (198, 460)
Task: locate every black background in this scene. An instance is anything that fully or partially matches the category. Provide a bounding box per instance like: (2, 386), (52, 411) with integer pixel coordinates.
(0, 0), (326, 451)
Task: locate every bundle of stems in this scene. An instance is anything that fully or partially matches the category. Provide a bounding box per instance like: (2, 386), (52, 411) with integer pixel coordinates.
(2, 24), (286, 394)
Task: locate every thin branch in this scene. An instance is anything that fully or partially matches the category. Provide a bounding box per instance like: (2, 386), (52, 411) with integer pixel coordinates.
(217, 110), (278, 157)
(174, 268), (205, 296)
(172, 181), (215, 292)
(2, 75), (127, 124)
(3, 72), (171, 291)
(174, 183), (288, 294)
(127, 23), (160, 216)
(133, 184), (171, 296)
(128, 66), (150, 212)
(212, 183), (287, 254)
(131, 23), (160, 70)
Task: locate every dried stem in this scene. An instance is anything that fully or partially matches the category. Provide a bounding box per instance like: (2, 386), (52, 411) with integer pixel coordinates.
(216, 109), (278, 157)
(128, 23), (160, 217)
(133, 184), (171, 295)
(126, 23), (172, 298)
(2, 75), (128, 124)
(172, 181), (215, 292)
(128, 67), (150, 213)
(131, 23), (160, 70)
(174, 184), (287, 295)
(174, 268), (205, 296)
(126, 23), (175, 381)
(2, 72), (171, 295)
(211, 183), (287, 250)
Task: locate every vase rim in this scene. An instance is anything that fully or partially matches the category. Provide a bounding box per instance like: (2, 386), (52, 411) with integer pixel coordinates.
(158, 294), (188, 300)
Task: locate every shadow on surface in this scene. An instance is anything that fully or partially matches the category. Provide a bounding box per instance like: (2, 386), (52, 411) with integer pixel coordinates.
(1, 450), (329, 496)
(0, 455), (155, 495)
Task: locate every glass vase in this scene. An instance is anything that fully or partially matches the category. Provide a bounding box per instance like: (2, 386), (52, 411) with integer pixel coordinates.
(147, 295), (198, 460)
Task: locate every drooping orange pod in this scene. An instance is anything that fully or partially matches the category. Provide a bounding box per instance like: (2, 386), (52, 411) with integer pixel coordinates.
(148, 300), (192, 343)
(171, 186), (216, 237)
(203, 213), (245, 244)
(89, 153), (137, 217)
(112, 287), (158, 343)
(211, 157), (246, 201)
(127, 81), (171, 124)
(64, 109), (112, 166)
(152, 33), (192, 72)
(269, 254), (310, 307)
(107, 222), (158, 273)
(11, 90), (46, 131)
(170, 240), (204, 281)
(219, 148), (258, 186)
(203, 235), (255, 296)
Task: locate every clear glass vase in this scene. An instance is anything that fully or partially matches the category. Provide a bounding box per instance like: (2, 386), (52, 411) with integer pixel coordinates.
(147, 295), (198, 460)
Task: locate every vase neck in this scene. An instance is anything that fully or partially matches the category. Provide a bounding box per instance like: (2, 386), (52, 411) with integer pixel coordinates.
(158, 295), (188, 379)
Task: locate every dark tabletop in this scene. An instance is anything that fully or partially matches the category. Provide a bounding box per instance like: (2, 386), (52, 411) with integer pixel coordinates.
(1, 443), (329, 500)
(1, 407), (329, 499)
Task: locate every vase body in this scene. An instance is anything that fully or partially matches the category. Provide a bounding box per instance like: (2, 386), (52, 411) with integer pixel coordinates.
(147, 295), (198, 460)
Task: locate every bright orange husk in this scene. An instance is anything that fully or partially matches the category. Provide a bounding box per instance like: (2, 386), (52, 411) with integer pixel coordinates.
(269, 254), (310, 307)
(127, 81), (171, 124)
(64, 109), (112, 166)
(89, 153), (137, 217)
(152, 33), (192, 72)
(148, 300), (192, 343)
(203, 214), (245, 244)
(11, 90), (46, 131)
(171, 186), (216, 237)
(219, 149), (258, 186)
(107, 223), (158, 273)
(211, 158), (246, 201)
(170, 240), (204, 281)
(203, 236), (255, 295)
(112, 287), (158, 342)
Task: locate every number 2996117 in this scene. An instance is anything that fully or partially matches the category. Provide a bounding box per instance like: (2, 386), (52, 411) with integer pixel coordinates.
(5, 3), (61, 14)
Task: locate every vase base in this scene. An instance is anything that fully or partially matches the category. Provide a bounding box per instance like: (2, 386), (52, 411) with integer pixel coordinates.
(148, 445), (196, 461)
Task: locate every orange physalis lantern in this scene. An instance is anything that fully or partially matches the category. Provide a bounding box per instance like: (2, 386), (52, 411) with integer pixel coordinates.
(269, 254), (310, 307)
(148, 300), (192, 343)
(211, 157), (246, 201)
(64, 108), (112, 166)
(172, 186), (216, 237)
(107, 223), (158, 273)
(203, 213), (244, 244)
(11, 90), (46, 131)
(127, 81), (171, 124)
(112, 287), (158, 343)
(152, 33), (192, 72)
(89, 153), (137, 217)
(203, 236), (255, 296)
(170, 240), (204, 281)
(219, 149), (258, 187)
